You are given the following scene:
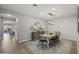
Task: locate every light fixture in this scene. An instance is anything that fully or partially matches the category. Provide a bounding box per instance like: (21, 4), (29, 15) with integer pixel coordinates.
(52, 8), (56, 11)
(46, 8), (57, 26)
(0, 14), (16, 19)
(48, 8), (56, 16)
(32, 4), (38, 7)
(48, 12), (53, 16)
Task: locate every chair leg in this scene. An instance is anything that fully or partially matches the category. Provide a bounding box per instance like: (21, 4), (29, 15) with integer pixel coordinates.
(38, 41), (41, 46)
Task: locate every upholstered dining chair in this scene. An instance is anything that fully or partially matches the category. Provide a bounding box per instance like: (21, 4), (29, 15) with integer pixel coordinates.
(55, 31), (61, 43)
(49, 31), (61, 47)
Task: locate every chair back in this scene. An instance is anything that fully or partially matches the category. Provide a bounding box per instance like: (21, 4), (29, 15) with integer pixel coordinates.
(56, 31), (61, 39)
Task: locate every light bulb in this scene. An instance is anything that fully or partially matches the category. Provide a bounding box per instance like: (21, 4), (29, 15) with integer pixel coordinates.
(52, 8), (56, 11)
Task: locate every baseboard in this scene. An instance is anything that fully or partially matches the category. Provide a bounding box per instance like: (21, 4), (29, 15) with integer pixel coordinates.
(18, 39), (31, 43)
(61, 37), (77, 42)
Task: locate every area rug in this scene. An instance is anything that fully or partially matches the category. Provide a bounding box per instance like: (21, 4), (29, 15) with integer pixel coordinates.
(24, 39), (77, 54)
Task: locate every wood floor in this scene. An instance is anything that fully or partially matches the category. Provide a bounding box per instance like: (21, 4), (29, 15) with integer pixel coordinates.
(69, 40), (77, 54)
(0, 33), (77, 54)
(0, 33), (32, 54)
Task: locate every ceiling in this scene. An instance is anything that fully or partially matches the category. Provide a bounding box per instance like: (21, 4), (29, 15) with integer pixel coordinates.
(0, 4), (78, 20)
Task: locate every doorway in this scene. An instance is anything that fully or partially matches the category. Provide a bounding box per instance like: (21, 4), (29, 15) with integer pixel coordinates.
(0, 14), (18, 41)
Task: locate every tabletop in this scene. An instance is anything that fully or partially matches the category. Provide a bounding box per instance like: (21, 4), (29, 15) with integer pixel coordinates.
(39, 33), (56, 38)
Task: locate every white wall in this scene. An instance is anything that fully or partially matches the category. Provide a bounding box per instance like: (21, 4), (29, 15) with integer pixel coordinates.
(0, 17), (3, 38)
(0, 18), (1, 37)
(77, 40), (79, 53)
(0, 7), (78, 41)
(18, 15), (45, 41)
(47, 16), (78, 41)
(0, 7), (44, 41)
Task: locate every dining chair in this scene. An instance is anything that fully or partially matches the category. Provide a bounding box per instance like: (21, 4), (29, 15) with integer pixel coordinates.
(49, 31), (61, 47)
